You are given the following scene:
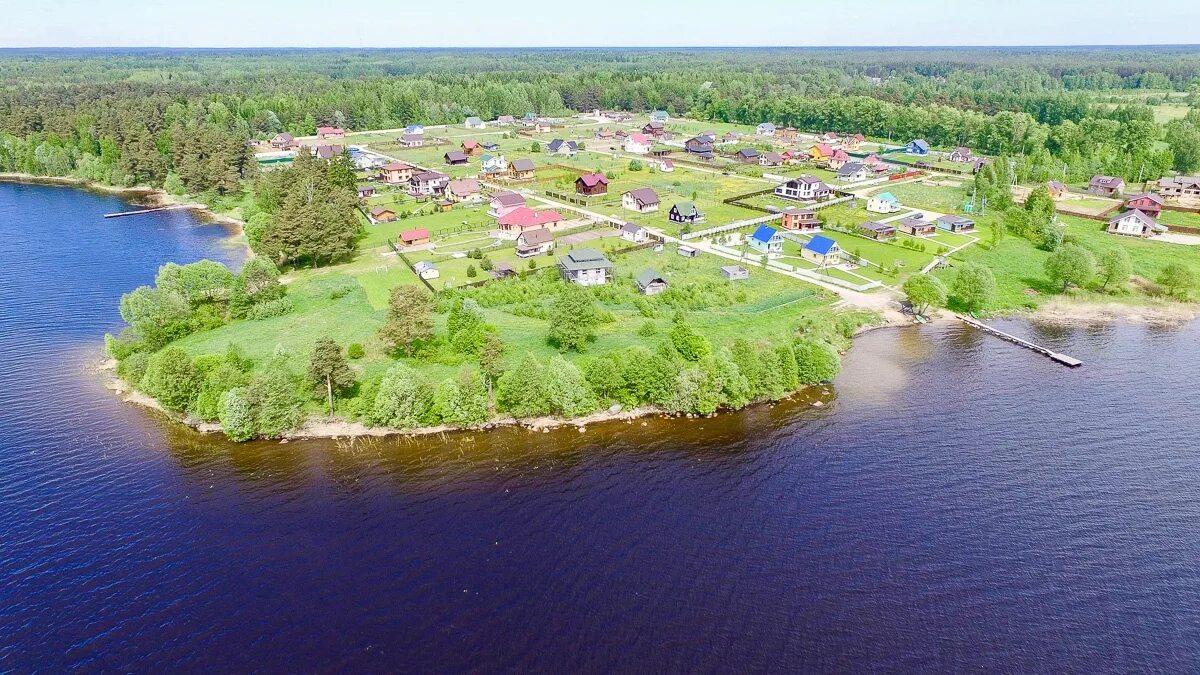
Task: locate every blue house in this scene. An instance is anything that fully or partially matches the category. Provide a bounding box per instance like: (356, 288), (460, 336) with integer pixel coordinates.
(907, 139), (930, 155)
(651, 110), (669, 122)
(748, 225), (784, 255)
(756, 122), (777, 136)
(801, 235), (842, 266)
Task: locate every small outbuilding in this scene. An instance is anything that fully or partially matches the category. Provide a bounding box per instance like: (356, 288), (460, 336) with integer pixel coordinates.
(635, 269), (669, 295)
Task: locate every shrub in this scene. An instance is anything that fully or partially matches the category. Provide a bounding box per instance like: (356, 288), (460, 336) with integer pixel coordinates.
(218, 388), (256, 442)
(140, 347), (202, 413)
(347, 343), (365, 359)
(246, 297), (293, 320)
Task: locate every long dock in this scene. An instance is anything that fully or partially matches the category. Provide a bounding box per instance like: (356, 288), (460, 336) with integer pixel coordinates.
(957, 315), (1082, 368)
(103, 203), (203, 218)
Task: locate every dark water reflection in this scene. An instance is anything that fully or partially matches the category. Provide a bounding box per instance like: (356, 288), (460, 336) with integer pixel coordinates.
(3, 183), (1200, 671)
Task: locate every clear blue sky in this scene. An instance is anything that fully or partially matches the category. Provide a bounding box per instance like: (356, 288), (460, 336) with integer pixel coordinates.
(5, 0), (1199, 48)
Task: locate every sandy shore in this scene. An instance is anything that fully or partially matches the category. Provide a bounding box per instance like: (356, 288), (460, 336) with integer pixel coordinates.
(1022, 299), (1200, 326)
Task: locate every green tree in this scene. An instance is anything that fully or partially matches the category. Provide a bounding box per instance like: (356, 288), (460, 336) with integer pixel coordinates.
(952, 263), (997, 312)
(1044, 243), (1096, 292)
(379, 286), (434, 356)
(140, 347), (202, 413)
(902, 274), (947, 315)
(547, 285), (600, 351)
(218, 388), (256, 442)
(1158, 263), (1197, 299)
(497, 353), (551, 417)
(793, 339), (842, 384)
(245, 358), (306, 437)
(307, 337), (355, 415)
(371, 364), (434, 428)
(1097, 247), (1134, 291)
(478, 333), (506, 402)
(668, 319), (712, 361)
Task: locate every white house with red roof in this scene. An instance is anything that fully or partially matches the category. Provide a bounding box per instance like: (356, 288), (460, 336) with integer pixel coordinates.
(624, 133), (653, 154)
(317, 126), (345, 140)
(496, 207), (564, 235)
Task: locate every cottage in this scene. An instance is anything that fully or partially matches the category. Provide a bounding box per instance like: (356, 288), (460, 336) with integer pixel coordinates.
(399, 228), (431, 246)
(620, 223), (648, 243)
(863, 154), (889, 173)
(948, 147), (973, 163)
(721, 265), (749, 281)
(444, 151), (469, 166)
(736, 147), (761, 163)
(533, 120), (552, 133)
(516, 228), (555, 257)
(684, 137), (714, 159)
(635, 269), (669, 296)
(270, 132), (295, 149)
(1088, 175), (1126, 197)
(858, 220), (897, 240)
(314, 144), (344, 160)
(1125, 192), (1164, 217)
(867, 191), (902, 214)
(404, 124), (425, 135)
(656, 158), (675, 173)
(774, 175), (832, 202)
(677, 245), (699, 258)
(668, 201), (705, 225)
(756, 122), (776, 137)
(828, 149), (852, 170)
(778, 128), (800, 143)
(496, 115), (516, 126)
(412, 260), (439, 280)
(464, 116), (485, 129)
(723, 131), (741, 143)
(317, 126), (345, 140)
(446, 178), (482, 203)
(508, 158), (536, 180)
(1047, 180), (1068, 199)
(758, 151), (787, 166)
(558, 248), (614, 286)
(935, 215), (976, 233)
(844, 133), (866, 150)
(380, 162), (413, 185)
(546, 139), (578, 156)
(821, 132), (840, 143)
(837, 161), (869, 182)
(802, 235), (842, 267)
(651, 110), (669, 123)
(460, 140), (481, 155)
(907, 139), (930, 155)
(356, 185), (376, 199)
(780, 207), (821, 232)
(808, 143), (835, 161)
(595, 129), (616, 140)
(398, 134), (424, 148)
(1157, 176), (1200, 199)
(497, 207), (563, 233)
(409, 171), (449, 196)
(747, 225), (784, 255)
(575, 173), (609, 196)
(897, 213), (936, 237)
(622, 188), (661, 213)
(624, 134), (653, 154)
(369, 206), (396, 223)
(480, 153), (508, 174)
(642, 120), (666, 137)
(488, 191), (526, 219)
(1107, 209), (1165, 238)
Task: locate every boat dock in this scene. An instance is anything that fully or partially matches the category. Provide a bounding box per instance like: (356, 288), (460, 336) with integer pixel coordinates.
(958, 315), (1082, 368)
(103, 203), (203, 218)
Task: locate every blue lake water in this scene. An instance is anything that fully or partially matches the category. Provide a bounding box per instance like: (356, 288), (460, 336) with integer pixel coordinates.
(2, 181), (1200, 671)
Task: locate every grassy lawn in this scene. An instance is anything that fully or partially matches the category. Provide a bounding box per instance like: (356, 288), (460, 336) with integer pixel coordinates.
(1158, 210), (1200, 229)
(865, 180), (971, 213)
(361, 203), (495, 248)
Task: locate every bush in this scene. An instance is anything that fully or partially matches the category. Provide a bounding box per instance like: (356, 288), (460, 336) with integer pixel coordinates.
(245, 297), (293, 320)
(245, 359), (306, 436)
(792, 339), (842, 384)
(218, 388), (256, 442)
(637, 321), (657, 336)
(116, 351), (150, 387)
(347, 343), (365, 359)
(140, 347), (202, 413)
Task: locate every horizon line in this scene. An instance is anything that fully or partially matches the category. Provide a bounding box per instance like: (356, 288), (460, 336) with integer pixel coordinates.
(3, 44), (1200, 51)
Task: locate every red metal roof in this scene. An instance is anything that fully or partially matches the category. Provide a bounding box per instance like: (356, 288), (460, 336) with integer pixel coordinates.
(497, 207), (564, 228)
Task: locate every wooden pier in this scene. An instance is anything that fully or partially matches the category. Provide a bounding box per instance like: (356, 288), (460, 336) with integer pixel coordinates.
(103, 203), (203, 218)
(958, 315), (1082, 368)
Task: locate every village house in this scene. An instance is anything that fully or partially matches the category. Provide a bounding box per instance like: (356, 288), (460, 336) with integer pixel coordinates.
(1088, 175), (1126, 197)
(897, 213), (936, 237)
(464, 116), (485, 129)
(496, 115), (516, 126)
(721, 265), (749, 281)
(403, 124), (424, 136)
(684, 136), (714, 159)
(382, 161), (414, 184)
(760, 151), (784, 167)
(635, 269), (669, 296)
(546, 139), (578, 156)
(948, 147), (973, 163)
(837, 162), (869, 182)
(558, 248), (614, 286)
(508, 158), (536, 181)
(1157, 175), (1200, 200)
(906, 139), (930, 155)
(369, 206), (396, 223)
(356, 185), (376, 199)
(655, 158), (675, 172)
(444, 151), (469, 166)
(1125, 192), (1165, 217)
(516, 228), (555, 257)
(446, 178), (482, 203)
(483, 141), (499, 151)
(1047, 180), (1069, 199)
(808, 143), (835, 162)
(843, 133), (866, 150)
(756, 122), (776, 137)
(409, 171), (449, 196)
(828, 149), (852, 170)
(624, 133), (653, 154)
(858, 220), (897, 240)
(1107, 209), (1165, 238)
(620, 223), (648, 243)
(778, 128), (800, 143)
(488, 192), (526, 219)
(935, 215), (976, 233)
(413, 260), (439, 280)
(480, 153), (508, 175)
(270, 132), (295, 149)
(780, 207), (821, 232)
(736, 148), (761, 163)
(867, 191), (902, 214)
(642, 120), (666, 137)
(802, 235), (842, 267)
(575, 173), (609, 196)
(668, 201), (705, 225)
(863, 154), (889, 173)
(651, 110), (670, 123)
(723, 131), (741, 143)
(460, 140), (481, 155)
(497, 207), (563, 233)
(399, 228), (431, 246)
(317, 126), (345, 140)
(775, 175), (832, 202)
(533, 120), (552, 133)
(314, 144), (344, 160)
(398, 134), (424, 148)
(747, 225), (784, 255)
(622, 188), (661, 213)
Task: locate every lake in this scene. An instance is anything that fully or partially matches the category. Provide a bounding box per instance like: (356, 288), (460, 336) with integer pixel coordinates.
(2, 181), (1200, 672)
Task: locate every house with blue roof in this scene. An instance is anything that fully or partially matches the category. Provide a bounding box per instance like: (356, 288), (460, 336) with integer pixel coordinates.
(651, 110), (669, 123)
(747, 225), (784, 255)
(906, 139), (930, 155)
(756, 122), (776, 137)
(404, 124), (425, 135)
(867, 191), (903, 214)
(801, 235), (843, 267)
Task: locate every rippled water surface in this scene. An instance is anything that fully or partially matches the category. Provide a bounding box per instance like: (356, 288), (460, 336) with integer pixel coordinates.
(2, 182), (1200, 671)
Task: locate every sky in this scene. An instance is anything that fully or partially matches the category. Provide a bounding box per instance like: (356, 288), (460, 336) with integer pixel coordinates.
(3, 0), (1199, 48)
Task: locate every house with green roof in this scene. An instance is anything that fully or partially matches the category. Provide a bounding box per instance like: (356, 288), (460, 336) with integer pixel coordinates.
(668, 201), (705, 225)
(635, 269), (669, 296)
(867, 191), (903, 214)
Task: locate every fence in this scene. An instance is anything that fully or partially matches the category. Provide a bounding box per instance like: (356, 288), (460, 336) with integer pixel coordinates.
(389, 239), (437, 294)
(681, 212), (783, 241)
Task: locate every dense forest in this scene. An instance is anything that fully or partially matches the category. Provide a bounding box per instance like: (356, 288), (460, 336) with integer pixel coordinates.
(2, 47), (1200, 196)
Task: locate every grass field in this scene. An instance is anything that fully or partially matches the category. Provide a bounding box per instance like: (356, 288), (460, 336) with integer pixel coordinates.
(1158, 209), (1200, 229)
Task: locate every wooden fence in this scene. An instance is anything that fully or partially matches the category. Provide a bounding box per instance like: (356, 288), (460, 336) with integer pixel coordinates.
(389, 239), (437, 294)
